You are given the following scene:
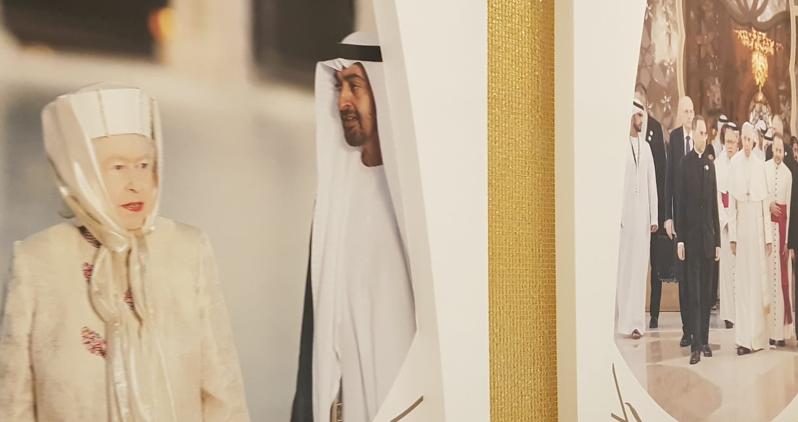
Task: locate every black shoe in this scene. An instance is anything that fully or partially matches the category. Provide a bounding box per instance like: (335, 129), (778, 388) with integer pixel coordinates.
(778, 340), (786, 347)
(649, 317), (658, 329)
(690, 351), (701, 364)
(737, 347), (751, 355)
(680, 335), (692, 347)
(770, 339), (776, 346)
(725, 320), (734, 329)
(702, 345), (712, 357)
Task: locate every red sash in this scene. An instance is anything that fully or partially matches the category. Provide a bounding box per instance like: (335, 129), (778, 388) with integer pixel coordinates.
(721, 192), (729, 208)
(772, 204), (792, 324)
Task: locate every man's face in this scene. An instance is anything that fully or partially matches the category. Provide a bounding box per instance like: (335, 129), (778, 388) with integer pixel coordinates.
(724, 129), (738, 159)
(774, 138), (785, 165)
(335, 63), (377, 147)
(694, 120), (707, 153)
(792, 141), (798, 161)
(742, 128), (755, 156)
(681, 98), (695, 131)
(632, 113), (643, 133)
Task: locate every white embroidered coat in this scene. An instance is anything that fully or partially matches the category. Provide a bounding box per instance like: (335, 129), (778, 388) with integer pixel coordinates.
(0, 218), (250, 422)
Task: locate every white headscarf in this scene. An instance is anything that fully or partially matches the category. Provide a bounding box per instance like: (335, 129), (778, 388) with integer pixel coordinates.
(41, 83), (177, 422)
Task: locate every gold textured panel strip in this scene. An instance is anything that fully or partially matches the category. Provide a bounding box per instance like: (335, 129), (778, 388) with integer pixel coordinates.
(489, 0), (557, 421)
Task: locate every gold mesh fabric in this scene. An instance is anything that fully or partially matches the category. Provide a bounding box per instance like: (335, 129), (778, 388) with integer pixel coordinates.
(489, 0), (557, 420)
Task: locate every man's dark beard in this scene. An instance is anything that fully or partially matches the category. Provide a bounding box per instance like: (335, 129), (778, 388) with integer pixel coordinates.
(340, 109), (359, 123)
(340, 110), (365, 146)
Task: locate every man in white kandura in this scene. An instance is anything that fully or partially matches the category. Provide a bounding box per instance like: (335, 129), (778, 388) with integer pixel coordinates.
(310, 32), (416, 422)
(728, 122), (773, 355)
(616, 99), (658, 340)
(765, 134), (794, 347)
(711, 114), (728, 160)
(754, 120), (768, 161)
(716, 121), (738, 329)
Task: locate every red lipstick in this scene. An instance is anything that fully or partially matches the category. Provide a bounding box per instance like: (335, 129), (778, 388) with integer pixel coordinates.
(122, 202), (144, 212)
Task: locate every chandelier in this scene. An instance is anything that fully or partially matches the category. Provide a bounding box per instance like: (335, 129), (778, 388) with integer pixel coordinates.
(735, 28), (780, 90)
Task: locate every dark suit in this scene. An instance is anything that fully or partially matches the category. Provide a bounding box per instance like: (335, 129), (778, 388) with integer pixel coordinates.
(665, 126), (693, 337)
(785, 157), (798, 338)
(645, 115), (668, 319)
(675, 150), (721, 352)
(291, 236), (314, 422)
(705, 143), (719, 307)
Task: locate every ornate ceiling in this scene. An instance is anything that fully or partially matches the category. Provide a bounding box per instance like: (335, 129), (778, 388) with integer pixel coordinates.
(719, 0), (790, 30)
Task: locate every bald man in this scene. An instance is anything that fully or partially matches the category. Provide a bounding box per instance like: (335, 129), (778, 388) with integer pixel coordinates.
(664, 95), (696, 348)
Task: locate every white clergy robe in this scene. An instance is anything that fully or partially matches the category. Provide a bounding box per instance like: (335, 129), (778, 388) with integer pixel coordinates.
(616, 135), (658, 335)
(765, 159), (794, 341)
(728, 152), (773, 351)
(716, 152), (736, 323)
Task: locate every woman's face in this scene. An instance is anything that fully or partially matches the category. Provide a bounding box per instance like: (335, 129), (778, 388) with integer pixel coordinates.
(92, 134), (156, 231)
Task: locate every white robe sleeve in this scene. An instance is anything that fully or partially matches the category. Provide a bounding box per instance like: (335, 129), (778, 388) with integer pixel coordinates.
(763, 199), (774, 246)
(762, 198), (773, 308)
(718, 191), (728, 231)
(0, 242), (36, 422)
(197, 234), (251, 422)
(729, 197), (738, 243)
(647, 149), (658, 227)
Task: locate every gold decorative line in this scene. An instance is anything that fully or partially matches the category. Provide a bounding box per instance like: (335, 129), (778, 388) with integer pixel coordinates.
(489, 0), (557, 421)
(611, 364), (643, 422)
(390, 396), (424, 422)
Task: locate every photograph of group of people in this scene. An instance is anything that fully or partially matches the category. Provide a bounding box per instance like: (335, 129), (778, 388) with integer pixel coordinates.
(618, 90), (798, 360)
(613, 1), (798, 421)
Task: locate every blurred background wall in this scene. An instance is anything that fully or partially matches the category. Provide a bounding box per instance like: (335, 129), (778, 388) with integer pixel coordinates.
(0, 1), (376, 420)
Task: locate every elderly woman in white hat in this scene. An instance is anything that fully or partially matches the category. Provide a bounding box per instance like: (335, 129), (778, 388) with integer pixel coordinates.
(0, 83), (250, 422)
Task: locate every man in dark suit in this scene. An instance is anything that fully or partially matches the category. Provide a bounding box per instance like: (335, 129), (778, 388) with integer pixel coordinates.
(785, 136), (798, 341)
(675, 115), (721, 365)
(634, 83), (668, 329)
(664, 95), (696, 347)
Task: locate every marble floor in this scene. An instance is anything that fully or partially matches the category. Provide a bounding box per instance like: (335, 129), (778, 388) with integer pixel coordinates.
(616, 312), (798, 422)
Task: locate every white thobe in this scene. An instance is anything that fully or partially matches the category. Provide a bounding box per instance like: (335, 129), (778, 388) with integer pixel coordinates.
(716, 153), (736, 323)
(337, 162), (416, 422)
(712, 136), (724, 158)
(754, 147), (766, 161)
(728, 153), (772, 351)
(765, 160), (793, 341)
(616, 136), (658, 335)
